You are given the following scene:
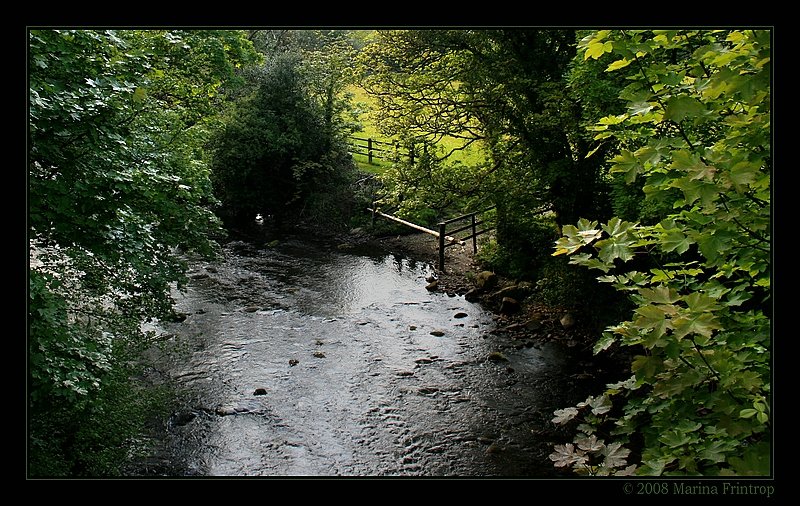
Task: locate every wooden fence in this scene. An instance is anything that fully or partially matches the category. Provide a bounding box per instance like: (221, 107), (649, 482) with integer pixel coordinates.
(349, 136), (415, 165)
(368, 205), (496, 272)
(437, 207), (496, 272)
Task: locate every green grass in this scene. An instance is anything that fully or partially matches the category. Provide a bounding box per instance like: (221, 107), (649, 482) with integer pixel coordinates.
(347, 84), (488, 173)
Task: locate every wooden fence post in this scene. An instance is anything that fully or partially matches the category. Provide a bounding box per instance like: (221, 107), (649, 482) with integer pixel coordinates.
(438, 222), (446, 272)
(471, 213), (478, 254)
(368, 138), (373, 165)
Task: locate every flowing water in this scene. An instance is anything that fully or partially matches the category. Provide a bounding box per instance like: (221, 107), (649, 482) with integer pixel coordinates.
(136, 229), (596, 477)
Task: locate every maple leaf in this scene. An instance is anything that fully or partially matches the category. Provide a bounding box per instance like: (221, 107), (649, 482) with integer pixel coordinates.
(549, 443), (588, 468)
(601, 442), (631, 468)
(577, 435), (605, 453)
(552, 407), (579, 425)
(615, 464), (638, 476)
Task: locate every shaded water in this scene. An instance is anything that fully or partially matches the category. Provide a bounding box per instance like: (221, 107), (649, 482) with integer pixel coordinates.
(138, 231), (593, 477)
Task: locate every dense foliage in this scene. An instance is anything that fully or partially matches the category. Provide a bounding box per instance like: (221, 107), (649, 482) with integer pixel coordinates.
(209, 30), (361, 227)
(358, 29), (624, 314)
(550, 29), (771, 476)
(28, 29), (257, 476)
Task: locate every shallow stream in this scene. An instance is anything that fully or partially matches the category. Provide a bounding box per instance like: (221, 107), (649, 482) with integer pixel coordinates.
(137, 230), (595, 477)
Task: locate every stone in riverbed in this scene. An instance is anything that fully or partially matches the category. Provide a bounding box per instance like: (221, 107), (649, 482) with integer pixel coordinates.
(215, 406), (238, 416)
(487, 351), (508, 362)
(430, 330), (446, 337)
(454, 312), (468, 319)
(253, 388), (267, 396)
(492, 284), (531, 302)
(425, 280), (439, 291)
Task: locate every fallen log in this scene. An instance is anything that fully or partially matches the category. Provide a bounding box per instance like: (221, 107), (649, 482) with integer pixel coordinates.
(367, 208), (462, 245)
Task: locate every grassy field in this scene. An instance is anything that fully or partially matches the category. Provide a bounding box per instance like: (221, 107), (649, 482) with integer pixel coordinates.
(347, 84), (487, 173)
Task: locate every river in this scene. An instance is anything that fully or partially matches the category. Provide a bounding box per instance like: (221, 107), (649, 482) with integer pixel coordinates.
(134, 229), (599, 477)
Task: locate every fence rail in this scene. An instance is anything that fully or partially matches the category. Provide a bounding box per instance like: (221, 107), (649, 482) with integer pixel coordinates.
(367, 204), (496, 273)
(437, 206), (496, 272)
(349, 136), (415, 165)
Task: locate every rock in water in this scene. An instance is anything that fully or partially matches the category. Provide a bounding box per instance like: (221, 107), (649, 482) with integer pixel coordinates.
(253, 388), (267, 396)
(487, 351), (508, 362)
(430, 330), (446, 337)
(425, 280), (439, 291)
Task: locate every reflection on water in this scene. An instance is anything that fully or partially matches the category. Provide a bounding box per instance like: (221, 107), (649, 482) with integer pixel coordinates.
(139, 234), (591, 477)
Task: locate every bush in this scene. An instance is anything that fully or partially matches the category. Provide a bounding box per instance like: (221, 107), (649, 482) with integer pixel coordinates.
(210, 53), (355, 225)
(28, 361), (172, 477)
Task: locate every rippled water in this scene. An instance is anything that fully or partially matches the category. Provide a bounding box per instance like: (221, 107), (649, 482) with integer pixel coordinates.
(137, 232), (593, 477)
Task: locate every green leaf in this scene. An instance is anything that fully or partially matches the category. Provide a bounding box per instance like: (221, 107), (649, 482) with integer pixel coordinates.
(606, 58), (632, 72)
(664, 95), (706, 122)
(549, 443), (588, 467)
(609, 150), (641, 183)
(728, 442), (771, 475)
(661, 228), (692, 254)
(634, 304), (667, 326)
(603, 217), (637, 238)
(699, 439), (735, 463)
(577, 435), (605, 453)
(659, 429), (692, 448)
(585, 40), (614, 60)
(632, 355), (663, 381)
(597, 237), (635, 263)
(627, 100), (655, 116)
(728, 161), (758, 188)
(672, 312), (720, 340)
(593, 333), (616, 354)
(589, 395), (613, 415)
(639, 286), (680, 304)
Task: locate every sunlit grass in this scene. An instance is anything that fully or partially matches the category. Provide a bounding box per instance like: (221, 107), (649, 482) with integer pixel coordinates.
(347, 84), (488, 173)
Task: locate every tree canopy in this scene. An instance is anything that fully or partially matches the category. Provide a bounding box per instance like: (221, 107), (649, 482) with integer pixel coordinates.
(28, 28), (258, 475)
(209, 30), (361, 225)
(551, 29), (771, 476)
